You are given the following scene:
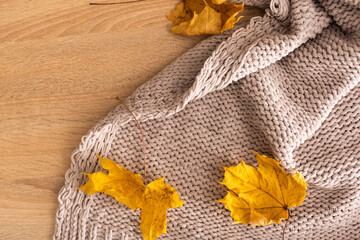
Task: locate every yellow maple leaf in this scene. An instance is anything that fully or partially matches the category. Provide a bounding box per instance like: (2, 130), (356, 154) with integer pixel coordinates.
(78, 154), (183, 240)
(168, 0), (244, 36)
(218, 152), (308, 226)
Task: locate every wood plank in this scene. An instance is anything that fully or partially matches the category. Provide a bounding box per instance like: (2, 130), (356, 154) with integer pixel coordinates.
(0, 0), (263, 239)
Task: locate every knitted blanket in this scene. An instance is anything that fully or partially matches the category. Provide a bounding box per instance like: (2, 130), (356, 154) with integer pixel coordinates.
(54, 0), (360, 239)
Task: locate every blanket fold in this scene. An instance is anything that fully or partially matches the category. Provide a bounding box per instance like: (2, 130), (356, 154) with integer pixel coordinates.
(54, 0), (360, 239)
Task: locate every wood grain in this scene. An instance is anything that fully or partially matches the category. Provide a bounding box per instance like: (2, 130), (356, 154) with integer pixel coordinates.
(0, 1), (263, 239)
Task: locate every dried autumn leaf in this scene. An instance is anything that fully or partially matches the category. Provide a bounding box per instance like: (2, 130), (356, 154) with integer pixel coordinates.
(168, 0), (244, 36)
(78, 154), (183, 240)
(219, 152), (308, 226)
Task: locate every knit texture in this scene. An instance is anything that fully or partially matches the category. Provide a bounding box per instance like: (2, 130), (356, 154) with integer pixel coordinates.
(54, 0), (360, 239)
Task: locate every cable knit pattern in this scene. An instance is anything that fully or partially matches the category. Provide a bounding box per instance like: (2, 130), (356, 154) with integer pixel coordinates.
(54, 0), (360, 239)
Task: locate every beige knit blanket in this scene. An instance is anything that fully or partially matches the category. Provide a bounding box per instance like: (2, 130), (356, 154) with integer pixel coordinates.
(54, 0), (360, 239)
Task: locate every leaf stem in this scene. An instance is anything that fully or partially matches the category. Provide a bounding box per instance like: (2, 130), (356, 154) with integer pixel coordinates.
(116, 97), (147, 184)
(282, 209), (291, 240)
(89, 0), (143, 5)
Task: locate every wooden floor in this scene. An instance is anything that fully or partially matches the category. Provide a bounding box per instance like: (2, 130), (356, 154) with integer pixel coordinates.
(0, 1), (263, 239)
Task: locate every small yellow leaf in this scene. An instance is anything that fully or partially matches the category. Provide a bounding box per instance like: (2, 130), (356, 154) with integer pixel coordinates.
(78, 154), (183, 240)
(167, 2), (192, 26)
(168, 0), (244, 36)
(219, 152), (308, 226)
